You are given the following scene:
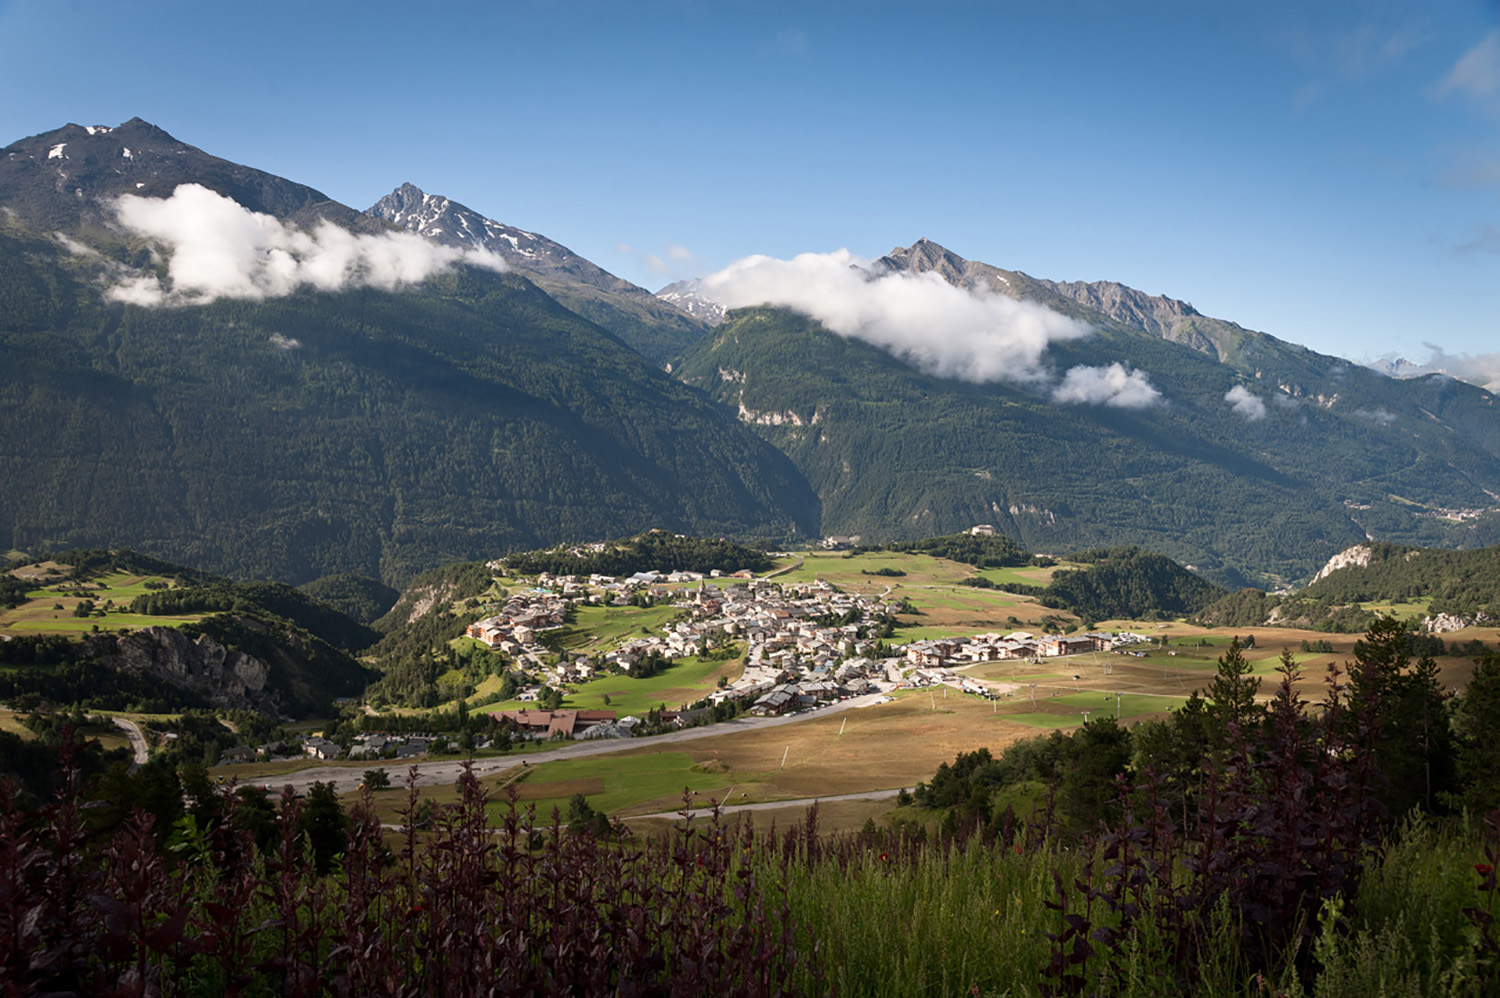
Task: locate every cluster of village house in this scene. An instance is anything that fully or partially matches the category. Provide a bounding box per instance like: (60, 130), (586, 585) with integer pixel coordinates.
(900, 630), (1153, 668)
(458, 571), (894, 723)
(216, 732), (469, 765)
(217, 566), (1159, 762)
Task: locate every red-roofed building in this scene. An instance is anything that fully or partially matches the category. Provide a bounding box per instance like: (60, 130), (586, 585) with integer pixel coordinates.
(489, 709), (617, 738)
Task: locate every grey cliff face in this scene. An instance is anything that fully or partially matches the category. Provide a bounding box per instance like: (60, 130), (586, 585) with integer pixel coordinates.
(88, 627), (277, 713)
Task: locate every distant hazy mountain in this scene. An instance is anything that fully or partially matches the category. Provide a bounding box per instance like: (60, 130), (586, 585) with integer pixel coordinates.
(1365, 355), (1500, 394)
(0, 120), (817, 583)
(369, 183), (707, 364)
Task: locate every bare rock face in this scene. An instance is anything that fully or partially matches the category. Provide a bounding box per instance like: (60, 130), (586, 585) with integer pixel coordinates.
(1425, 611), (1495, 634)
(87, 627), (277, 713)
(1311, 545), (1374, 583)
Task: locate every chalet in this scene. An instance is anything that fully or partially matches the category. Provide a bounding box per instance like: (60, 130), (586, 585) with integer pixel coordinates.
(303, 737), (341, 761)
(487, 709), (617, 739)
(750, 685), (798, 716)
(1038, 635), (1099, 658)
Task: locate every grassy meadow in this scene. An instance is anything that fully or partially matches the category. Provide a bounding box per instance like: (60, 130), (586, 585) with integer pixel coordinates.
(0, 570), (199, 637)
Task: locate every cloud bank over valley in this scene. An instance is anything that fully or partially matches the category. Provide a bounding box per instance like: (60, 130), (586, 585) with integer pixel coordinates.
(698, 249), (1162, 407)
(106, 184), (507, 306)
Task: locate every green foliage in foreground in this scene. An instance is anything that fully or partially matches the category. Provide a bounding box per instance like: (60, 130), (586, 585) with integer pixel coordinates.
(3, 747), (1496, 996)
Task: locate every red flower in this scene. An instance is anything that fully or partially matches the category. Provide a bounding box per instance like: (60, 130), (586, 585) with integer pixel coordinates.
(1477, 863), (1494, 877)
(1012, 844), (1023, 855)
(879, 852), (889, 862)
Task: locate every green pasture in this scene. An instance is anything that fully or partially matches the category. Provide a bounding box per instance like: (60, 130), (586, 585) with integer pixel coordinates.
(506, 750), (731, 819)
(483, 654), (735, 717)
(973, 563), (1070, 587)
(547, 604), (682, 654)
(999, 691), (1187, 729)
(3, 571), (197, 636)
(890, 624), (1015, 643)
(1360, 600), (1430, 621)
(770, 551), (975, 589)
(25, 571), (174, 602)
(0, 709), (36, 739)
(13, 613), (199, 634)
(901, 588), (1023, 614)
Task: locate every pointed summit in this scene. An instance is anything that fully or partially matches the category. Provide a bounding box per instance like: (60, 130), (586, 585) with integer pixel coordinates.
(368, 183), (710, 363)
(877, 239), (974, 286)
(0, 116), (375, 235)
(368, 182), (643, 297)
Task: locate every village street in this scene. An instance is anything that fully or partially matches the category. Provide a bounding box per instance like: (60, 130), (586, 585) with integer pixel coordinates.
(258, 692), (888, 796)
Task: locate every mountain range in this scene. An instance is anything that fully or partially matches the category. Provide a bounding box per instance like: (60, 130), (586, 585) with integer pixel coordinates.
(2, 117), (1498, 588)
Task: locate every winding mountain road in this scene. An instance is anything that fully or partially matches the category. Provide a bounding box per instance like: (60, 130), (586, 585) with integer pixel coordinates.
(111, 717), (150, 770)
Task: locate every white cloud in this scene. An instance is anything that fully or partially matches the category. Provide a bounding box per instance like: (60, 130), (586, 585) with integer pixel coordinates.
(1052, 363), (1162, 408)
(1225, 384), (1267, 421)
(53, 232), (98, 257)
(268, 333), (301, 351)
(106, 184), (506, 306)
(667, 244), (693, 261)
(698, 249), (1098, 385)
(1436, 29), (1500, 102)
(1410, 342), (1500, 392)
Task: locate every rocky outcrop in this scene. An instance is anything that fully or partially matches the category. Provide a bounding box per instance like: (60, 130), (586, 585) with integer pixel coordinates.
(86, 627), (278, 713)
(1424, 612), (1495, 634)
(1311, 545), (1374, 584)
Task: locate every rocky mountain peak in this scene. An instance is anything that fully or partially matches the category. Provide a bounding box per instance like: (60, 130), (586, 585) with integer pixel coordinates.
(656, 278), (727, 325)
(876, 238), (974, 285)
(1036, 278), (1201, 337)
(0, 116), (373, 235)
(367, 183), (648, 299)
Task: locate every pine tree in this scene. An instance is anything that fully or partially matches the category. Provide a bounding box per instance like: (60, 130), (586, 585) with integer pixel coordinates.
(1344, 615), (1455, 818)
(1206, 636), (1262, 735)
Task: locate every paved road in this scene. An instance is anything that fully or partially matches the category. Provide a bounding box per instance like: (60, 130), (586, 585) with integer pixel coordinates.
(110, 717), (149, 770)
(250, 692), (891, 796)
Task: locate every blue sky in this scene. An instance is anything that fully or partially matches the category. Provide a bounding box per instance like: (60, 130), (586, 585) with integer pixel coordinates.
(1, 0), (1497, 366)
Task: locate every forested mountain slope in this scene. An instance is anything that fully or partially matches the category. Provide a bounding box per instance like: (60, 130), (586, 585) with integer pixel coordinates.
(0, 122), (819, 583)
(676, 303), (1500, 588)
